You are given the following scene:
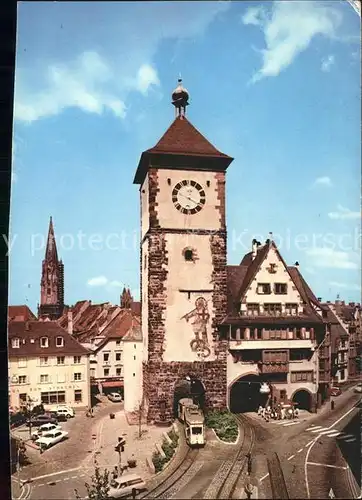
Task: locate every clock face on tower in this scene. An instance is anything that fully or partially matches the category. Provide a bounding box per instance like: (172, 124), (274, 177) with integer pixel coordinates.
(172, 180), (206, 214)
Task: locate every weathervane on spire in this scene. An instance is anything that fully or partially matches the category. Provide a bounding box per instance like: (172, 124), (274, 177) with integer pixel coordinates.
(172, 76), (189, 119)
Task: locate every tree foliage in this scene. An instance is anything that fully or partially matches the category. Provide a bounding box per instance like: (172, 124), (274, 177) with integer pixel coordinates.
(75, 460), (110, 500)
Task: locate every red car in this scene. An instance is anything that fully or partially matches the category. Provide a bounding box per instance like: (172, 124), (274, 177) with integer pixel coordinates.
(330, 386), (342, 397)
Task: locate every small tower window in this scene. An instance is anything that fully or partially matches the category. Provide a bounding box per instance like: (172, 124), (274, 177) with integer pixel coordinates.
(206, 180), (210, 187)
(47, 288), (51, 295)
(167, 178), (171, 185)
(184, 249), (194, 261)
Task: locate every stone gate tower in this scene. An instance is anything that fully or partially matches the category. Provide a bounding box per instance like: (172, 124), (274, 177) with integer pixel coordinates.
(134, 80), (233, 423)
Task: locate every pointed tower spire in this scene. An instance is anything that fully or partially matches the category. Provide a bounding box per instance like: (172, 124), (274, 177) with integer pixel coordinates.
(39, 217), (65, 320)
(45, 216), (59, 262)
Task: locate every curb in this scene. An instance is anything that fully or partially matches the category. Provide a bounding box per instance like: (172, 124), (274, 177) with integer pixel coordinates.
(211, 426), (240, 445)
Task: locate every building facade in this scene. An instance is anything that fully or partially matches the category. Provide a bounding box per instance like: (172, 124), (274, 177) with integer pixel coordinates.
(38, 217), (65, 320)
(57, 290), (142, 411)
(134, 82), (334, 422)
(8, 321), (90, 410)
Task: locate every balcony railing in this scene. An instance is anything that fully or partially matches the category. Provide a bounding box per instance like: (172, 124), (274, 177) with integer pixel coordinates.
(259, 362), (289, 374)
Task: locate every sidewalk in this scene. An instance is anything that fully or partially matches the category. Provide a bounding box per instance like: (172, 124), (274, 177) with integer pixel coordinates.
(82, 409), (171, 480)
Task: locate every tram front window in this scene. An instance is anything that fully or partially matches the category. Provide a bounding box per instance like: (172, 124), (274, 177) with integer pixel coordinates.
(192, 426), (202, 434)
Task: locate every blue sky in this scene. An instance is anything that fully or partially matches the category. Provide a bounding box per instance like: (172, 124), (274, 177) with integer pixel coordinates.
(10, 1), (361, 312)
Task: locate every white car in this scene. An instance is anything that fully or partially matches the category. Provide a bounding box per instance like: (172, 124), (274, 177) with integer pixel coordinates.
(31, 423), (62, 440)
(35, 430), (69, 449)
(56, 407), (75, 419)
(107, 392), (123, 403)
(108, 474), (147, 498)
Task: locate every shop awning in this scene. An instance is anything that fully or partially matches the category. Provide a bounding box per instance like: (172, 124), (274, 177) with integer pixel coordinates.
(101, 381), (124, 388)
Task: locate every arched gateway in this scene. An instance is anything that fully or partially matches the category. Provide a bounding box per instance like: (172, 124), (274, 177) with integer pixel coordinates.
(229, 374), (268, 413)
(292, 389), (312, 411)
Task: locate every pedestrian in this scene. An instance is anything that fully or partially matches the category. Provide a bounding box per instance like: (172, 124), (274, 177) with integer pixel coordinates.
(247, 453), (252, 475)
(132, 487), (137, 499)
(112, 466), (118, 479)
(294, 408), (299, 418)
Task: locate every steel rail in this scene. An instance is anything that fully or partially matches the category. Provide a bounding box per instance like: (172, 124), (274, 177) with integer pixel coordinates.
(214, 413), (256, 499)
(139, 446), (199, 499)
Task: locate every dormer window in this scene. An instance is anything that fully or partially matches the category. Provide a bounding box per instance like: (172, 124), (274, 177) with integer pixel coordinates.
(56, 336), (64, 347)
(40, 337), (49, 348)
(257, 283), (271, 295)
(275, 283), (287, 295)
(12, 338), (20, 348)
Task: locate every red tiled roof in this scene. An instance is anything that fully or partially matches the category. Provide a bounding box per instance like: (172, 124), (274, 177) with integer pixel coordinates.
(236, 243), (270, 300)
(130, 301), (141, 317)
(146, 116), (231, 158)
(226, 265), (248, 314)
(8, 306), (37, 322)
(8, 321), (90, 357)
(287, 267), (328, 310)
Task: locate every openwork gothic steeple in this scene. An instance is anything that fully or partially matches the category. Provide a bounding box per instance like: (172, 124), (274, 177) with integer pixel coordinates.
(38, 216), (65, 320)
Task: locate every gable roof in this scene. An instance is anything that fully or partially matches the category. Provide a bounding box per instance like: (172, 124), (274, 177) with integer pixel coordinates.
(8, 321), (90, 357)
(93, 310), (141, 351)
(134, 116), (233, 184)
(146, 116), (231, 158)
(287, 267), (328, 311)
(8, 305), (37, 322)
(226, 265), (248, 314)
(236, 242), (270, 301)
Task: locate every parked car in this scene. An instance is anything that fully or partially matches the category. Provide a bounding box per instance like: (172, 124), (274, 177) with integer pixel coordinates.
(330, 386), (342, 397)
(354, 383), (362, 393)
(108, 474), (147, 498)
(10, 412), (27, 428)
(55, 407), (75, 420)
(107, 392), (123, 403)
(45, 405), (75, 417)
(31, 423), (62, 440)
(35, 430), (69, 450)
(26, 414), (58, 427)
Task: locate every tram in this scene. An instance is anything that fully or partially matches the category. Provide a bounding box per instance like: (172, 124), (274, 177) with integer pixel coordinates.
(178, 398), (205, 447)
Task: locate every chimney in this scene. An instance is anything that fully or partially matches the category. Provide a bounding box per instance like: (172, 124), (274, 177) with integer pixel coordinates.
(68, 310), (73, 335)
(349, 302), (355, 307)
(294, 261), (299, 267)
(317, 297), (322, 302)
(252, 239), (258, 260)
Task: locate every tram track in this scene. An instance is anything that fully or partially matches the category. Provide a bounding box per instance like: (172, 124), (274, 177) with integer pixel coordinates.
(204, 413), (255, 499)
(140, 447), (200, 499)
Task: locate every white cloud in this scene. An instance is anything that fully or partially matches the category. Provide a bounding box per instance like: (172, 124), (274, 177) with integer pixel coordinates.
(87, 275), (109, 287)
(14, 2), (229, 123)
(14, 52), (139, 123)
(312, 176), (332, 188)
(329, 281), (361, 291)
(321, 54), (335, 72)
(328, 204), (361, 220)
(136, 65), (160, 95)
(306, 247), (359, 269)
(241, 1), (342, 83)
(87, 276), (127, 289)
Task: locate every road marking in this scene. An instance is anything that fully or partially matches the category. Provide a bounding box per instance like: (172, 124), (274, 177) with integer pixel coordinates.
(318, 429), (343, 436)
(305, 440), (314, 447)
(71, 476), (78, 479)
(29, 467), (82, 482)
(339, 434), (354, 440)
(297, 448), (303, 453)
(259, 473), (269, 482)
(344, 437), (356, 443)
(287, 454), (295, 460)
(307, 462), (348, 470)
(307, 426), (322, 431)
(325, 431), (341, 437)
(305, 403), (358, 499)
(283, 421), (300, 427)
(38, 484), (44, 487)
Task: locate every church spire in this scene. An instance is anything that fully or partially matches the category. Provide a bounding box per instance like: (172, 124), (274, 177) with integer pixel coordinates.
(45, 216), (59, 263)
(39, 217), (64, 320)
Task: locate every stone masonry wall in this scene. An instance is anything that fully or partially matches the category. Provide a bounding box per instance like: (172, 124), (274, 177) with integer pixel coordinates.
(143, 360), (227, 423)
